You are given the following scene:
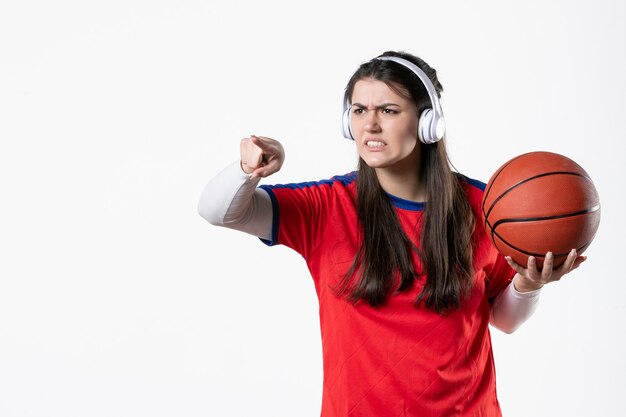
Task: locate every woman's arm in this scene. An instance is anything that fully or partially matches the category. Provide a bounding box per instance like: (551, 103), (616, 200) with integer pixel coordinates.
(490, 250), (587, 333)
(197, 135), (285, 239)
(197, 160), (273, 240)
(489, 276), (542, 334)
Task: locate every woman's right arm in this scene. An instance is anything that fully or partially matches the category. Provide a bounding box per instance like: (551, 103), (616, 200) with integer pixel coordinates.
(197, 135), (285, 240)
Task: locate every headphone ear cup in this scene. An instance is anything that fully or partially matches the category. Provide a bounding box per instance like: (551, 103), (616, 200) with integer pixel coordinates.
(342, 107), (354, 140)
(418, 108), (445, 144)
(418, 109), (434, 144)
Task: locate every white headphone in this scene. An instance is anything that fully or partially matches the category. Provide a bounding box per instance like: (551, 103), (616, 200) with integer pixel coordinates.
(341, 56), (446, 145)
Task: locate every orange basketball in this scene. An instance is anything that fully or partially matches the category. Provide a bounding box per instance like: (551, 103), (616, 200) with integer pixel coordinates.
(481, 151), (600, 269)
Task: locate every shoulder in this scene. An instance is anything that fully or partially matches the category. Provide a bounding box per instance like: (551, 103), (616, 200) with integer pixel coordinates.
(457, 174), (487, 192)
(455, 173), (488, 213)
(456, 172), (487, 194)
(260, 172), (357, 192)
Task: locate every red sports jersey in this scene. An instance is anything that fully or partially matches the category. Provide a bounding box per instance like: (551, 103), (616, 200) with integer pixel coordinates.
(259, 173), (514, 417)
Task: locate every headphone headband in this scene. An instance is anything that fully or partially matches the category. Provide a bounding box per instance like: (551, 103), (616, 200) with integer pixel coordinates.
(342, 55), (446, 144)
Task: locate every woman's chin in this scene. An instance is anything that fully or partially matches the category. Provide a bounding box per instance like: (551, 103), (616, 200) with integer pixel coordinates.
(360, 154), (389, 168)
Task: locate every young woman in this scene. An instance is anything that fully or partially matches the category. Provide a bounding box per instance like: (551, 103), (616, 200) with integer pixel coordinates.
(198, 50), (585, 417)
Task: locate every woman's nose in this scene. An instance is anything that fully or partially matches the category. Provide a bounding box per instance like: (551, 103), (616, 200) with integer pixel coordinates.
(363, 111), (381, 132)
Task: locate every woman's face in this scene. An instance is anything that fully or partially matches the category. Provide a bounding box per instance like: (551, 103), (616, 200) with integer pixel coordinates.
(350, 78), (420, 172)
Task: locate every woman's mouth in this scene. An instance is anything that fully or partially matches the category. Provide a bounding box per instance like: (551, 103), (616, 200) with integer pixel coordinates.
(365, 140), (386, 150)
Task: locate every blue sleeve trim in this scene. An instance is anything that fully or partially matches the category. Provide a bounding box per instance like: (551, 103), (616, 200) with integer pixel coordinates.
(260, 172), (357, 191)
(258, 185), (279, 246)
(458, 174), (487, 191)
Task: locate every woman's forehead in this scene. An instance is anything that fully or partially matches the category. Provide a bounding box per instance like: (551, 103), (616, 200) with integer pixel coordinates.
(352, 78), (411, 104)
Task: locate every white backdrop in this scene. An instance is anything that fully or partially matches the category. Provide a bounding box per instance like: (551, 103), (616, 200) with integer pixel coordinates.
(1, 1), (625, 416)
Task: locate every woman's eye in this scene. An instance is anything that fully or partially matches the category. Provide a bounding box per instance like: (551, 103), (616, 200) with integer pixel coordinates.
(353, 108), (364, 115)
(382, 108), (398, 114)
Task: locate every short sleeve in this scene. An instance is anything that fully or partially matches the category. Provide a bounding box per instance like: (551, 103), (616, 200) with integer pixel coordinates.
(259, 176), (352, 258)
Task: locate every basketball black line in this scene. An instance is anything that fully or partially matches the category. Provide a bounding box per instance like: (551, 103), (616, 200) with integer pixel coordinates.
(492, 229), (593, 259)
(492, 204), (600, 230)
(482, 155), (524, 213)
(488, 205), (600, 257)
(481, 155), (525, 231)
(484, 171), (594, 227)
(485, 171), (593, 221)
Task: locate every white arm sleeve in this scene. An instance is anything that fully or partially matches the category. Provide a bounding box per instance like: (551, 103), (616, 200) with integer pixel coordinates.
(489, 276), (542, 334)
(197, 160), (273, 241)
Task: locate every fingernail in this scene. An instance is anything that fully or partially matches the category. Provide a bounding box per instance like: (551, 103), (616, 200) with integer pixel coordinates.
(546, 252), (553, 259)
(571, 249), (577, 256)
(529, 256), (536, 263)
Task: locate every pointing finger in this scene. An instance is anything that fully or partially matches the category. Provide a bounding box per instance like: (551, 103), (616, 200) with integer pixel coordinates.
(251, 135), (272, 150)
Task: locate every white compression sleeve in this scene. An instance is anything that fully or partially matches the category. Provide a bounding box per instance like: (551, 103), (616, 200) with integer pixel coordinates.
(197, 160), (273, 241)
(489, 276), (542, 334)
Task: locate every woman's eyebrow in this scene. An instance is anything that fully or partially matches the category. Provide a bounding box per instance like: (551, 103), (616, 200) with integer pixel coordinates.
(351, 102), (401, 108)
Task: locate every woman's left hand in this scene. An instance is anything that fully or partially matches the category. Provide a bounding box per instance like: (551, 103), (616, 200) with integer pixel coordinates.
(505, 250), (587, 293)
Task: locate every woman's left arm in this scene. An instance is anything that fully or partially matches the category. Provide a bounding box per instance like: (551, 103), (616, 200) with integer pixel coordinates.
(490, 250), (587, 333)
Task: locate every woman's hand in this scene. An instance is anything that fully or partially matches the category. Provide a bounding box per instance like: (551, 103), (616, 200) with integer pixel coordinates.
(240, 135), (285, 179)
(506, 250), (587, 293)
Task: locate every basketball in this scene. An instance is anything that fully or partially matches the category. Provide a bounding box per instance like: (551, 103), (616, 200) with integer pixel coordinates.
(481, 151), (600, 269)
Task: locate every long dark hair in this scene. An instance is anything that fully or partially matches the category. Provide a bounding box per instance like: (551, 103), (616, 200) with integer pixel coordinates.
(335, 51), (475, 314)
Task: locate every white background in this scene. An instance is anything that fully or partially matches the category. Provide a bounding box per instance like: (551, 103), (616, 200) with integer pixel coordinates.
(1, 1), (625, 416)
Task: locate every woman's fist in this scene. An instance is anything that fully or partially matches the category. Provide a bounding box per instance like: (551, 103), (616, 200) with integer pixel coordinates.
(240, 135), (285, 179)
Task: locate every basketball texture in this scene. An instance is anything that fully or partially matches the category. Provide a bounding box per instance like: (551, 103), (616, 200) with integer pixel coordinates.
(481, 151), (600, 269)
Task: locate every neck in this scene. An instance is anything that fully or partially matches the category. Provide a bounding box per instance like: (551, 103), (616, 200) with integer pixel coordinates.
(374, 161), (425, 202)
